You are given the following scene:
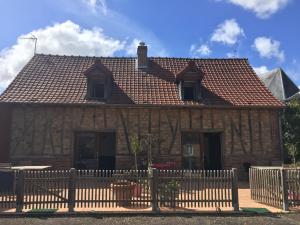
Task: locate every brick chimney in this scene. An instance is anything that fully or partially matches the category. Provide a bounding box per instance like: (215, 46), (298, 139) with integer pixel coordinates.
(137, 42), (148, 69)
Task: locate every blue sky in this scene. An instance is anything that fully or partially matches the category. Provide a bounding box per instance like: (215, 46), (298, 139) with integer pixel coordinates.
(0, 0), (299, 93)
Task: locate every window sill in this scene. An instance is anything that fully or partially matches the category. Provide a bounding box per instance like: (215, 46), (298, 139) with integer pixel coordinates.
(86, 97), (107, 101)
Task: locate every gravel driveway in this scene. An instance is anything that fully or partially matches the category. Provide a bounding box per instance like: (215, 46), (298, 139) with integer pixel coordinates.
(0, 214), (299, 225)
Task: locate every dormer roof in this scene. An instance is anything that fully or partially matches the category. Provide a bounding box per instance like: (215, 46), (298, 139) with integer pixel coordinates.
(83, 59), (112, 78)
(175, 61), (203, 81)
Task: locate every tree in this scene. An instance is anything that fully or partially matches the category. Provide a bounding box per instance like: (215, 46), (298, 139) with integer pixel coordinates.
(286, 143), (298, 166)
(130, 134), (141, 172)
(282, 99), (300, 164)
(130, 133), (161, 170)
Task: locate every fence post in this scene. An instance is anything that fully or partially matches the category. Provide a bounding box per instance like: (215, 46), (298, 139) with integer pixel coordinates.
(232, 168), (239, 211)
(249, 168), (253, 199)
(68, 168), (76, 212)
(280, 168), (289, 211)
(15, 170), (25, 213)
(151, 168), (158, 212)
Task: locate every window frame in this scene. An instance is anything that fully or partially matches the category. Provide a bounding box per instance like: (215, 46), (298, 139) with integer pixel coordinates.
(87, 78), (106, 100)
(182, 81), (197, 101)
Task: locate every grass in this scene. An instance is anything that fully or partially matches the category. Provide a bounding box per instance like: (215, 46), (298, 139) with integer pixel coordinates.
(28, 208), (58, 213)
(240, 208), (270, 213)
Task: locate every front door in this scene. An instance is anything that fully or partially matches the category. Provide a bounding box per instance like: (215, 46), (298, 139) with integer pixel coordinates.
(98, 132), (116, 170)
(74, 132), (116, 170)
(203, 133), (222, 170)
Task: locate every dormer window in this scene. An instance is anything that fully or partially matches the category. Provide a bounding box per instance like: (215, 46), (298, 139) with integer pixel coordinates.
(176, 61), (204, 102)
(89, 79), (105, 99)
(183, 82), (196, 100)
(84, 59), (113, 101)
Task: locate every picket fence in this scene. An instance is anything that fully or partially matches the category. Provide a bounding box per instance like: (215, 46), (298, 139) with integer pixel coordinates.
(250, 167), (300, 210)
(0, 168), (239, 212)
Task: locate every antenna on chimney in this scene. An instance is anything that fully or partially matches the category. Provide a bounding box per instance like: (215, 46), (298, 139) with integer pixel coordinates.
(232, 42), (240, 58)
(20, 34), (38, 55)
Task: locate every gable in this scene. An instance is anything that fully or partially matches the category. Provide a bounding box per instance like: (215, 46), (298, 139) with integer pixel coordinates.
(261, 68), (299, 101)
(84, 59), (112, 79)
(176, 61), (203, 81)
(281, 70), (299, 99)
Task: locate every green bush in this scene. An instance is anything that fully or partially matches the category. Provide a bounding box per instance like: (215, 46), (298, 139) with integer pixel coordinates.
(283, 99), (300, 164)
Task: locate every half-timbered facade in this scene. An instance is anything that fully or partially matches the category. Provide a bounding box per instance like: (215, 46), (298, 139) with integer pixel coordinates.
(0, 43), (284, 178)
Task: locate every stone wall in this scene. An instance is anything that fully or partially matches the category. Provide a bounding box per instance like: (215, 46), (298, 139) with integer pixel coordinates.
(9, 105), (282, 177)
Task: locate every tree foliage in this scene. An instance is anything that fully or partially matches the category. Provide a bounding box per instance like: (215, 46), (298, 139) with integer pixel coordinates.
(282, 99), (300, 164)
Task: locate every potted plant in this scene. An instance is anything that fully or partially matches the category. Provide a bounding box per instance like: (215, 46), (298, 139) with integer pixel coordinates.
(130, 134), (144, 197)
(129, 133), (163, 197)
(111, 173), (135, 207)
(158, 179), (180, 208)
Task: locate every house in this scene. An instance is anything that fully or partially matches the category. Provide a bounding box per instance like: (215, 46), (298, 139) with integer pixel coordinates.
(0, 42), (284, 177)
(260, 68), (300, 102)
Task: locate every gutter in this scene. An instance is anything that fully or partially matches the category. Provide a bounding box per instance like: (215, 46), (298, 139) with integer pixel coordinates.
(0, 101), (285, 110)
(285, 92), (300, 102)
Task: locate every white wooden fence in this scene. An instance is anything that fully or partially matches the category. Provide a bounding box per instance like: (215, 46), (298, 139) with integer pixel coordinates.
(250, 167), (300, 211)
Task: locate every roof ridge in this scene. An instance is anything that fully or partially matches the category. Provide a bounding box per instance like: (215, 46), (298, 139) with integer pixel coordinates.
(260, 68), (280, 79)
(34, 53), (248, 61)
(34, 53), (136, 59)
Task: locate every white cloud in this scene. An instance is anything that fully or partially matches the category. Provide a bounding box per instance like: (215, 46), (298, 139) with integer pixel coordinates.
(190, 44), (212, 57)
(252, 37), (285, 62)
(210, 19), (244, 45)
(253, 66), (270, 75)
(82, 0), (108, 15)
(226, 52), (238, 58)
(0, 20), (141, 91)
(65, 0), (167, 57)
(219, 0), (290, 18)
(83, 0), (97, 9)
(125, 38), (142, 56)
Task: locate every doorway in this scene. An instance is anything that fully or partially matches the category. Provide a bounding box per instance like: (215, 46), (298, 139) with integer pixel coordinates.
(203, 133), (222, 170)
(181, 132), (202, 170)
(74, 131), (116, 170)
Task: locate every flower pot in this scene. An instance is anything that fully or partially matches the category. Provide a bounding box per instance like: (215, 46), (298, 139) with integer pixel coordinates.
(111, 181), (135, 206)
(158, 180), (180, 208)
(160, 192), (179, 208)
(133, 184), (143, 197)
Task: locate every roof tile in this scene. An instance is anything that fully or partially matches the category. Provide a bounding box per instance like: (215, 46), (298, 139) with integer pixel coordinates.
(0, 54), (283, 107)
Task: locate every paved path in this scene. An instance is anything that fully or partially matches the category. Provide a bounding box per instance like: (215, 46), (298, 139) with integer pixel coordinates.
(238, 182), (283, 213)
(0, 214), (300, 225)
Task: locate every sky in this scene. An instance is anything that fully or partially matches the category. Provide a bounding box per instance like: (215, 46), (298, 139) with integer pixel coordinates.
(0, 0), (299, 94)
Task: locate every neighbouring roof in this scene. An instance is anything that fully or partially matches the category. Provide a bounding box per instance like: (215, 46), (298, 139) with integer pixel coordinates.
(260, 68), (300, 102)
(0, 54), (284, 108)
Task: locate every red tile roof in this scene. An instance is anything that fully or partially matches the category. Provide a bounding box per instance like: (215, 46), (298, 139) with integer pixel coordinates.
(0, 54), (284, 108)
